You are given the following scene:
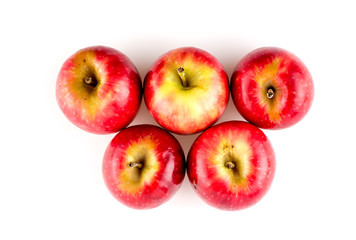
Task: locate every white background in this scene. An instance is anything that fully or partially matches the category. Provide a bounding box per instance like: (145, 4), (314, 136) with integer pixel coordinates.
(1, 0), (355, 239)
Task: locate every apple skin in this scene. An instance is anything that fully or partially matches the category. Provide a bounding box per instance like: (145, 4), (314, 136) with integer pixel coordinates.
(144, 47), (229, 135)
(187, 121), (275, 211)
(102, 124), (185, 209)
(56, 46), (142, 134)
(231, 47), (314, 129)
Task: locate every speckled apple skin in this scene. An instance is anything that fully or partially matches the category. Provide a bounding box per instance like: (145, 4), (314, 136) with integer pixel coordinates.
(231, 47), (314, 129)
(187, 121), (275, 211)
(56, 46), (142, 134)
(103, 125), (185, 209)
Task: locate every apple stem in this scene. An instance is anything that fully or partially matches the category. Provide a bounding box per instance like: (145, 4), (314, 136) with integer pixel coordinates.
(225, 161), (236, 169)
(267, 88), (274, 99)
(177, 67), (188, 87)
(84, 77), (97, 87)
(128, 162), (143, 169)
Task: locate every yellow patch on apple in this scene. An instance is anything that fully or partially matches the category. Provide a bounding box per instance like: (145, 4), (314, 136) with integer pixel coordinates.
(118, 136), (160, 194)
(254, 58), (284, 123)
(65, 50), (114, 119)
(209, 134), (253, 194)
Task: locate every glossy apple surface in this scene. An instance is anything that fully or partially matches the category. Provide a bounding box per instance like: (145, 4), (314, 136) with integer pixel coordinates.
(56, 46), (142, 134)
(231, 47), (314, 129)
(103, 124), (185, 209)
(187, 121), (275, 211)
(144, 47), (229, 135)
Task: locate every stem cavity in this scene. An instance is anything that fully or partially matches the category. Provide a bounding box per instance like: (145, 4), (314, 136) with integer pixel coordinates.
(224, 145), (236, 169)
(267, 88), (275, 99)
(225, 161), (236, 169)
(83, 76), (98, 88)
(128, 162), (143, 169)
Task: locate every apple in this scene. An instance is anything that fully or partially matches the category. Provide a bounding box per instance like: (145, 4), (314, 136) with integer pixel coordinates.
(102, 124), (185, 209)
(144, 47), (229, 135)
(231, 47), (314, 129)
(56, 46), (142, 134)
(187, 121), (275, 211)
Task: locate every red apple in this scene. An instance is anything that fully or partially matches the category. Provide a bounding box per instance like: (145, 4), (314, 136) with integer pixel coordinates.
(56, 46), (142, 134)
(231, 47), (314, 129)
(187, 121), (275, 211)
(102, 124), (185, 209)
(144, 47), (229, 135)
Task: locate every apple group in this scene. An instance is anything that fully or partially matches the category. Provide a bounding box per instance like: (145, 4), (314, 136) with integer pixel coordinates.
(56, 45), (314, 210)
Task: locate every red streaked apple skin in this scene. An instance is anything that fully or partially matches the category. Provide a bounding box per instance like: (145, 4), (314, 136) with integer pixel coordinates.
(187, 121), (275, 211)
(56, 46), (142, 134)
(231, 47), (314, 129)
(144, 47), (229, 135)
(102, 124), (185, 209)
